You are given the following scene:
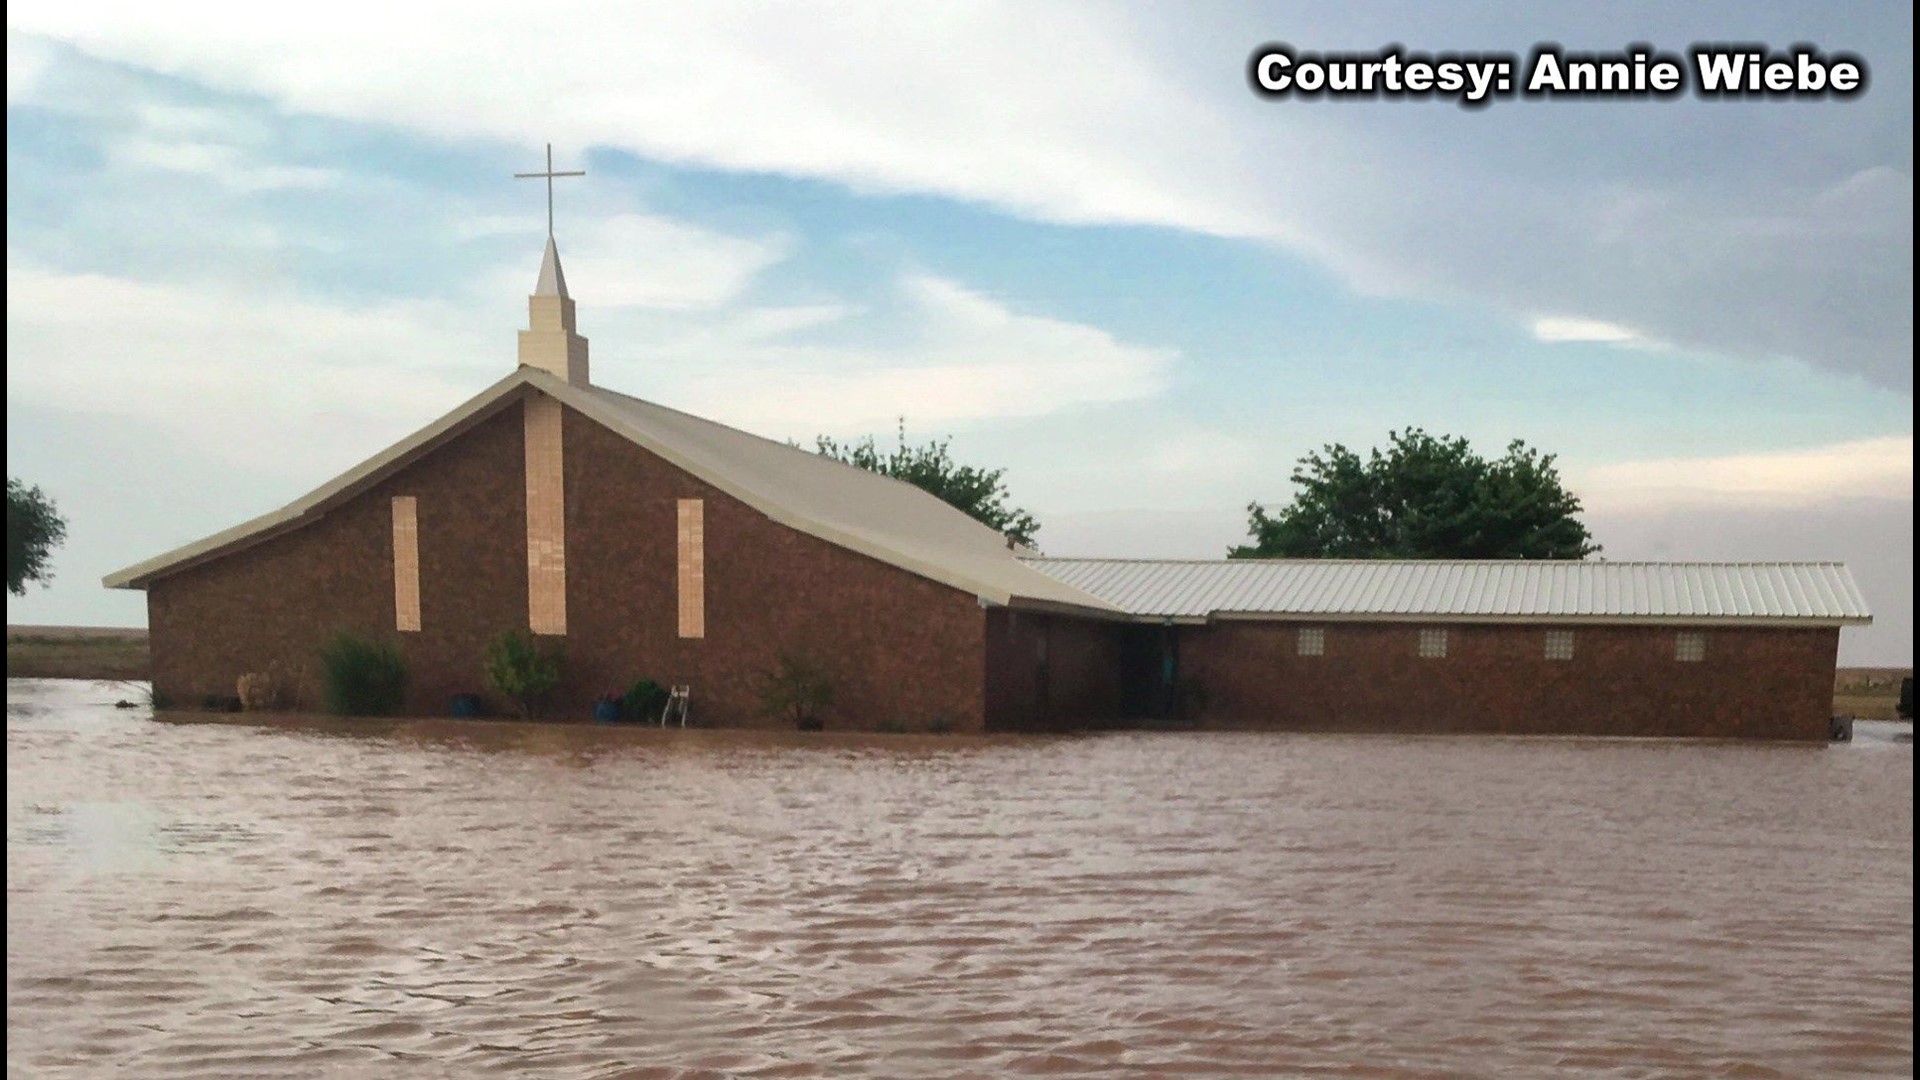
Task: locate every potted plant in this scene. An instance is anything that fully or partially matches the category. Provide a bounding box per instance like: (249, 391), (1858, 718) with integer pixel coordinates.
(593, 691), (623, 724)
(622, 679), (670, 724)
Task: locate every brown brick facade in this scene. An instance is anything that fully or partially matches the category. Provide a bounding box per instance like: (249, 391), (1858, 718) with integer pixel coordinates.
(1178, 621), (1840, 741)
(143, 394), (1845, 741)
(559, 407), (985, 731)
(149, 396), (990, 731)
(984, 609), (1125, 732)
(150, 403), (533, 714)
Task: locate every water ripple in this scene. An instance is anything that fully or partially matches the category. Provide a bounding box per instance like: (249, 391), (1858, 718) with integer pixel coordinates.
(6, 679), (1912, 1078)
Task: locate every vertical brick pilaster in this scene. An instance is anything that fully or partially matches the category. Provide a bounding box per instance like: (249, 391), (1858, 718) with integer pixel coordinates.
(677, 498), (705, 639)
(525, 395), (567, 634)
(391, 496), (421, 632)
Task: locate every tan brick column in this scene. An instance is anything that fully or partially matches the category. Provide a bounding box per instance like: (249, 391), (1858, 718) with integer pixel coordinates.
(525, 397), (567, 634)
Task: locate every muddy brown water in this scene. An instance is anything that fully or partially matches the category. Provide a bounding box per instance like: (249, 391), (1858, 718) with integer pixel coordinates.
(7, 679), (1912, 1078)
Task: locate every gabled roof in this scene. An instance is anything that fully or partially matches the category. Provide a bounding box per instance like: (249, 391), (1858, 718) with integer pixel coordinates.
(103, 369), (1123, 618)
(1024, 557), (1873, 625)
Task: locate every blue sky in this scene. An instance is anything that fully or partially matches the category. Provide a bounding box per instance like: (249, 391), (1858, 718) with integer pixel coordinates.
(5, 3), (1912, 663)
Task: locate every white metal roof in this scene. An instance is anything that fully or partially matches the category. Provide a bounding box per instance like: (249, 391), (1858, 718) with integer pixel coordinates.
(569, 379), (1120, 615)
(104, 369), (1122, 618)
(1023, 557), (1873, 625)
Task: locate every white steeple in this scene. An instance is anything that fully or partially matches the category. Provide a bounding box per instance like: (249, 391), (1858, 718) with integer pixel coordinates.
(535, 236), (568, 298)
(513, 145), (590, 386)
(518, 239), (590, 385)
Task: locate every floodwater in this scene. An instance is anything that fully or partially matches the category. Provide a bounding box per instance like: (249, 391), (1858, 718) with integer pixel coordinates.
(7, 680), (1912, 1079)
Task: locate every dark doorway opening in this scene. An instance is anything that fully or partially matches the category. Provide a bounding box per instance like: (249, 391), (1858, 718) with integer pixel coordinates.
(1119, 623), (1178, 722)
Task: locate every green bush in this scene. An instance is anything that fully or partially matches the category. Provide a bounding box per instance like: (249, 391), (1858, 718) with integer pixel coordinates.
(760, 653), (834, 730)
(485, 629), (565, 717)
(622, 678), (670, 723)
(319, 633), (409, 716)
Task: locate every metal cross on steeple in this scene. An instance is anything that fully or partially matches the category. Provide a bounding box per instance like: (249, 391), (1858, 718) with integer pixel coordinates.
(514, 143), (586, 239)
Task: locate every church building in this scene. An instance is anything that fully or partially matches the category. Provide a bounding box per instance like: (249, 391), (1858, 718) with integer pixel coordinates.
(105, 239), (1872, 740)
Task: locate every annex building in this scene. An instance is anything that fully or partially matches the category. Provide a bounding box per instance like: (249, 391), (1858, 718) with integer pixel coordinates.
(106, 240), (1873, 741)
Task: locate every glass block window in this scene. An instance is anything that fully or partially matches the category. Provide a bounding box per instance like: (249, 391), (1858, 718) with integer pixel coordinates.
(1418, 627), (1448, 659)
(1297, 627), (1325, 656)
(1545, 630), (1575, 661)
(1675, 631), (1706, 663)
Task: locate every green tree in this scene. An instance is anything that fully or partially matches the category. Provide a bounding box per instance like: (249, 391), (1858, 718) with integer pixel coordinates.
(816, 420), (1041, 548)
(7, 479), (68, 596)
(1232, 428), (1600, 560)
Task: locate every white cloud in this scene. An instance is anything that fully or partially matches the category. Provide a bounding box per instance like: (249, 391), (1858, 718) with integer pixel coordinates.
(108, 135), (342, 192)
(1531, 316), (1647, 346)
(5, 262), (495, 472)
(1580, 436), (1914, 511)
(15, 5), (1904, 386)
(6, 30), (53, 102)
(472, 213), (790, 311)
(561, 213), (790, 310)
(647, 273), (1176, 433)
(7, 255), (1173, 469)
(4, 4), (1263, 237)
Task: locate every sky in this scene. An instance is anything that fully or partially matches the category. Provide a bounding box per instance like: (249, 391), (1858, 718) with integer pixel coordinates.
(5, 2), (1912, 665)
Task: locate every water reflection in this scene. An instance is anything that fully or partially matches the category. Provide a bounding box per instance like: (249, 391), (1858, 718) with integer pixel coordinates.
(8, 679), (1913, 1078)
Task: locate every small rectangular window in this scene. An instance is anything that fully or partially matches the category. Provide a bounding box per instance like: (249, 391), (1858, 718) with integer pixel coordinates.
(1418, 627), (1448, 659)
(1675, 631), (1706, 663)
(1297, 627), (1325, 657)
(1545, 629), (1574, 661)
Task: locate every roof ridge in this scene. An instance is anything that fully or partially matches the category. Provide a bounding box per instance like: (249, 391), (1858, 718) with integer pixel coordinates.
(585, 385), (965, 503)
(1022, 556), (1853, 567)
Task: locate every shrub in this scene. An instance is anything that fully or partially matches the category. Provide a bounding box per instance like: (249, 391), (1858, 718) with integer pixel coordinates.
(319, 633), (409, 716)
(622, 678), (670, 723)
(485, 629), (565, 718)
(759, 653), (834, 730)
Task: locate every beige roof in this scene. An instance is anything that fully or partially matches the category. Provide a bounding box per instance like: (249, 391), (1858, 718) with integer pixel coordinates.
(103, 369), (1123, 617)
(1024, 557), (1873, 625)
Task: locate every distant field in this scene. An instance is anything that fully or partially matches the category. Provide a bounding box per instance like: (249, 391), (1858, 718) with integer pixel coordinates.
(5, 626), (1912, 721)
(1833, 666), (1912, 722)
(7, 626), (149, 680)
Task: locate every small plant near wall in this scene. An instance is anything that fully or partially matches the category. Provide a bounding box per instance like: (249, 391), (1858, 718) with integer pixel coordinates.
(593, 691), (623, 724)
(622, 679), (670, 724)
(485, 629), (566, 718)
(760, 653), (834, 731)
(319, 633), (409, 716)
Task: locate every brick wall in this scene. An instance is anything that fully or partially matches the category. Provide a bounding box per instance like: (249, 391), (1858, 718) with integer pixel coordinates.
(560, 408), (986, 731)
(150, 403), (530, 712)
(984, 609), (1124, 732)
(1179, 621), (1840, 741)
(140, 392), (1844, 741)
(148, 396), (992, 731)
